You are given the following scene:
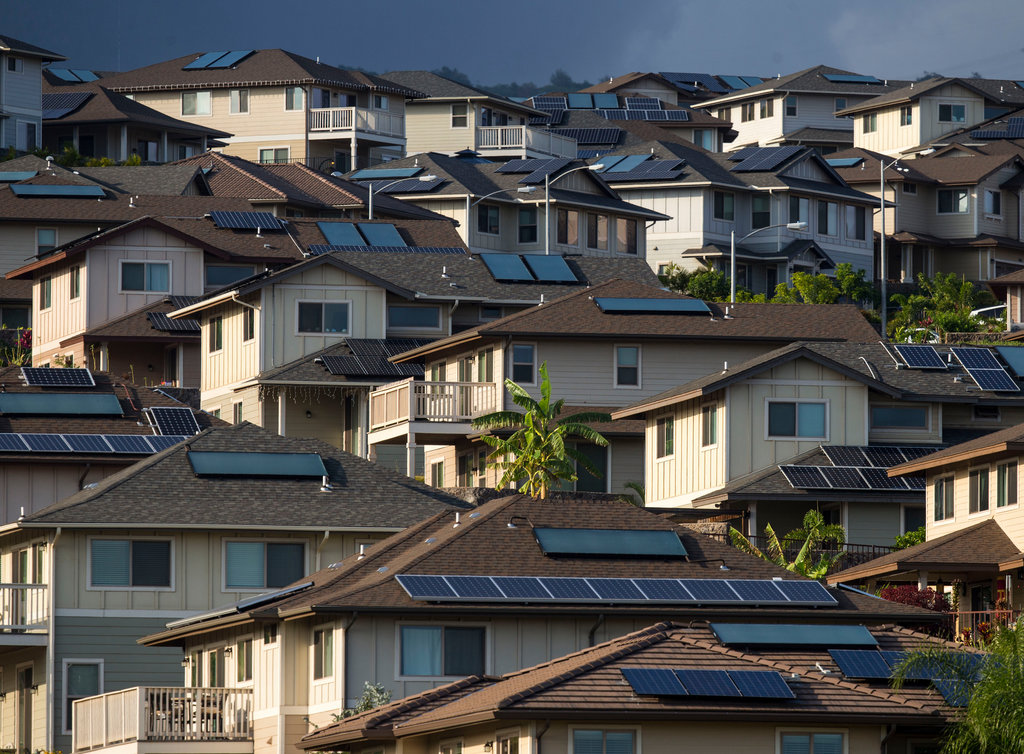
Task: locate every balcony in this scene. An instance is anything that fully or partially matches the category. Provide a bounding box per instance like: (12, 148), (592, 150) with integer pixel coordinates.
(368, 378), (500, 444)
(956, 609), (1021, 645)
(0, 583), (48, 642)
(73, 686), (253, 754)
(476, 126), (576, 159)
(308, 107), (405, 140)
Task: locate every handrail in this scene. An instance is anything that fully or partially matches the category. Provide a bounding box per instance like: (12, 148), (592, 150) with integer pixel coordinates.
(0, 583), (48, 631)
(476, 126), (576, 157)
(308, 107), (405, 138)
(369, 380), (500, 430)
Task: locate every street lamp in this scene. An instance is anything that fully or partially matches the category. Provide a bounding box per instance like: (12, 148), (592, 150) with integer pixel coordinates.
(544, 163), (604, 255)
(469, 186), (537, 207)
(367, 174), (437, 220)
(877, 158), (908, 337)
(730, 221), (808, 303)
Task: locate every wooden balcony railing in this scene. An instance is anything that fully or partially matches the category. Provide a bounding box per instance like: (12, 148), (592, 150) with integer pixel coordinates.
(308, 107), (405, 138)
(0, 583), (47, 632)
(370, 378), (500, 431)
(73, 686), (253, 752)
(476, 126), (576, 158)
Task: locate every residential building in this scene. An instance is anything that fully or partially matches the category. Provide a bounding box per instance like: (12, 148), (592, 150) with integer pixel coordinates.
(369, 279), (880, 483)
(693, 65), (907, 154)
(0, 420), (465, 754)
(0, 35), (66, 152)
(611, 341), (1024, 545)
(379, 71), (574, 159)
(97, 50), (424, 171)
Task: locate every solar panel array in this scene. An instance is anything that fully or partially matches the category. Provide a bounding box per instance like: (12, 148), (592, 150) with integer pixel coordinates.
(825, 157), (865, 168)
(995, 346), (1024, 377)
(496, 158), (573, 184)
(970, 117), (1024, 140)
(718, 74), (764, 90)
(361, 177), (444, 194)
(349, 167), (423, 180)
(318, 338), (428, 378)
(712, 623), (877, 647)
(0, 171), (37, 182)
(182, 50), (255, 70)
(42, 91), (92, 119)
(594, 298), (710, 314)
(22, 367), (95, 387)
(209, 211), (283, 231)
(661, 72), (728, 94)
(10, 184), (105, 198)
(358, 222), (407, 246)
(780, 463), (926, 491)
(893, 344), (946, 369)
(533, 528), (688, 557)
(395, 574), (838, 606)
(952, 347), (1020, 392)
(148, 407), (201, 436)
(0, 393), (123, 416)
(622, 667), (794, 699)
(625, 97), (663, 110)
(479, 253), (579, 284)
(532, 96), (568, 109)
(597, 159), (686, 182)
(187, 451), (327, 478)
(307, 244), (465, 256)
(0, 433), (188, 454)
(147, 312), (201, 333)
(48, 68), (100, 83)
(596, 109), (690, 121)
(592, 93), (620, 109)
(567, 93), (593, 109)
(729, 145), (803, 172)
(829, 648), (982, 707)
(602, 154), (650, 172)
(821, 73), (883, 84)
(550, 128), (623, 145)
(529, 109), (565, 126)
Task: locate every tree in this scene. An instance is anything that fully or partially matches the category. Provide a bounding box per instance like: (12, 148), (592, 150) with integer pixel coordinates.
(729, 509), (846, 579)
(471, 363), (610, 499)
(892, 618), (1024, 753)
(432, 66), (472, 85)
(834, 263), (876, 305)
(790, 271), (840, 304)
(894, 525), (926, 550)
(888, 272), (1001, 340)
(686, 267), (730, 301)
(334, 681), (391, 720)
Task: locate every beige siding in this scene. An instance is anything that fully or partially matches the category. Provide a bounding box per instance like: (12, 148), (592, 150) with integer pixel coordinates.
(200, 297), (261, 393)
(926, 452), (1024, 549)
(867, 401), (942, 445)
(0, 462), (125, 521)
(647, 396), (725, 504)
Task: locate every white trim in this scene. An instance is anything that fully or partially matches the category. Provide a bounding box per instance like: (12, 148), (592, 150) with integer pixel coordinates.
(932, 474), (956, 525)
(86, 535), (175, 592)
(181, 90), (212, 117)
(117, 259), (172, 294)
(208, 314), (224, 355)
(258, 145), (291, 164)
(283, 86), (304, 112)
(655, 413), (675, 460)
(394, 622), (490, 681)
(55, 608), (197, 619)
(509, 342), (537, 386)
(775, 727), (848, 754)
(274, 283), (378, 292)
(700, 401), (719, 450)
(967, 464), (992, 517)
(36, 227), (57, 255)
(450, 103), (469, 129)
(69, 264), (82, 301)
(228, 88), (250, 116)
(743, 378), (860, 387)
(568, 725), (640, 754)
(295, 298), (352, 336)
(221, 537), (308, 593)
(38, 274), (52, 312)
(613, 344), (642, 389)
(995, 459), (1019, 510)
(764, 398), (829, 441)
(62, 658), (104, 735)
(311, 622), (336, 683)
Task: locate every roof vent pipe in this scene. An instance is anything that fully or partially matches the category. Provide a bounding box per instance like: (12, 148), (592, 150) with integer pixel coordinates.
(453, 511), (461, 528)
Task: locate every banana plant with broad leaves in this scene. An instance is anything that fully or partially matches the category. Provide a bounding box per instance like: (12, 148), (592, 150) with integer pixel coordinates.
(728, 509), (846, 580)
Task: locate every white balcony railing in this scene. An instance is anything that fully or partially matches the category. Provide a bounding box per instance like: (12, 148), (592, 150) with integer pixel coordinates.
(73, 686), (253, 752)
(0, 583), (47, 632)
(370, 379), (500, 431)
(308, 107), (405, 138)
(476, 126), (576, 158)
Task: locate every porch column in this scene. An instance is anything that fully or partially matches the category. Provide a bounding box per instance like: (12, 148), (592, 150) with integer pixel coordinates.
(201, 134), (207, 151)
(119, 124), (128, 161)
(902, 246), (913, 283)
(918, 570), (929, 590)
(350, 134), (358, 171)
(406, 431), (417, 478)
(747, 502), (757, 538)
(72, 125), (79, 151)
(360, 392), (370, 458)
(161, 130), (168, 163)
(277, 391), (287, 436)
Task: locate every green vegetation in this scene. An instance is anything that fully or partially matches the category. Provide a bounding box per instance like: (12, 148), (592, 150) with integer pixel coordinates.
(728, 509), (847, 579)
(894, 526), (926, 550)
(333, 681), (392, 721)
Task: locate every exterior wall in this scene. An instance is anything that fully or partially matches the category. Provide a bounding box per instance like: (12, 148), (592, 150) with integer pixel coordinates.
(0, 462), (126, 521)
(717, 92), (876, 151)
(867, 400), (942, 445)
(0, 647), (48, 754)
(647, 393), (724, 504)
(0, 222), (99, 278)
(853, 85), (986, 154)
(200, 296), (262, 394)
(782, 92), (855, 135)
(0, 53), (43, 151)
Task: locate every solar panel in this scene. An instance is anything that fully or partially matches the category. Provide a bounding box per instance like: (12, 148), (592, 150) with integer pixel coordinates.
(953, 348), (1020, 391)
(187, 451), (328, 477)
(718, 75), (750, 90)
(727, 670), (795, 698)
(317, 221), (366, 246)
(350, 167), (422, 180)
(183, 51), (229, 70)
(900, 447), (939, 461)
(22, 367), (95, 387)
(621, 667), (688, 696)
(538, 577), (599, 600)
(20, 434), (72, 452)
(606, 154), (650, 173)
(63, 434), (114, 453)
(534, 527), (687, 557)
(819, 466), (869, 490)
(862, 446), (910, 467)
(858, 466), (908, 490)
(904, 475), (927, 490)
(496, 159), (538, 173)
(661, 72), (728, 94)
(0, 171), (37, 182)
(894, 344), (946, 369)
(149, 406), (201, 436)
(825, 157), (864, 168)
(567, 93), (593, 109)
(105, 434), (156, 454)
(356, 223), (407, 247)
(678, 580), (740, 602)
(625, 97), (662, 110)
(821, 446), (868, 466)
(210, 211), (283, 231)
(522, 255), (578, 283)
(779, 465), (830, 489)
(634, 578), (693, 601)
(675, 669), (740, 697)
(822, 74), (882, 84)
(662, 110), (691, 121)
(395, 574), (457, 599)
(952, 346), (1001, 370)
(595, 154), (626, 171)
(588, 578), (646, 600)
(829, 649), (893, 679)
(492, 576), (552, 599)
(50, 68), (83, 82)
(726, 580), (788, 602)
(550, 128), (623, 145)
(480, 253), (534, 282)
(740, 76), (764, 87)
(933, 679), (971, 707)
(771, 580), (837, 605)
(0, 393), (122, 415)
(996, 346), (1024, 377)
(0, 434), (28, 451)
(596, 109), (627, 120)
(309, 245), (464, 256)
(532, 96), (568, 109)
(366, 177), (444, 194)
(445, 575), (505, 599)
(205, 50), (254, 69)
(146, 435), (189, 452)
(519, 158), (572, 184)
(730, 145), (803, 173)
(712, 623), (877, 647)
(10, 184), (105, 198)
(593, 298), (710, 314)
(71, 69), (99, 82)
(41, 92), (92, 119)
(147, 312), (200, 333)
(592, 93), (620, 108)
(532, 109), (564, 125)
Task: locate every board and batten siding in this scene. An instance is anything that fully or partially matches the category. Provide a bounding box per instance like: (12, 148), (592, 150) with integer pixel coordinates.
(646, 395), (724, 505)
(404, 101), (477, 156)
(926, 455), (1024, 549)
(200, 297), (261, 393)
(0, 462), (125, 520)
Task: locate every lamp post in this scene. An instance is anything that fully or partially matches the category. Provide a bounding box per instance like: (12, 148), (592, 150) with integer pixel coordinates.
(730, 221), (808, 303)
(469, 186), (537, 207)
(544, 163), (604, 255)
(878, 158), (907, 338)
(367, 174), (437, 220)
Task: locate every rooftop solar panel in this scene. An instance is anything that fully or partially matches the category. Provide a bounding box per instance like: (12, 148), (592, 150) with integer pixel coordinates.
(445, 575), (505, 599)
(718, 75), (750, 90)
(317, 221), (367, 246)
(149, 406), (201, 436)
(861, 446), (910, 467)
(826, 157), (865, 168)
(596, 109), (627, 120)
(726, 580), (788, 603)
(622, 667), (688, 696)
(0, 434), (29, 451)
(904, 475), (927, 490)
(970, 368), (1019, 392)
(183, 51), (229, 70)
(625, 97), (662, 110)
(858, 466), (909, 490)
(592, 93), (620, 108)
(22, 367), (95, 387)
(771, 580), (837, 605)
(491, 576), (552, 599)
(730, 145), (803, 173)
(550, 128), (623, 145)
(996, 346), (1024, 377)
(209, 211), (283, 231)
(21, 434), (72, 452)
(395, 574), (458, 599)
(0, 393), (122, 415)
(367, 177), (444, 194)
(10, 184), (105, 198)
(779, 465), (830, 489)
(356, 223), (407, 246)
(518, 158), (573, 184)
(712, 623), (876, 647)
(605, 154), (650, 173)
(829, 649), (893, 679)
(521, 255), (578, 283)
(63, 434), (114, 453)
(147, 312), (200, 333)
(662, 110), (691, 121)
(0, 171), (37, 182)
(894, 344), (947, 369)
(532, 96), (568, 109)
(819, 466), (869, 490)
(933, 678), (971, 707)
(740, 76), (764, 86)
(821, 446), (868, 466)
(533, 528), (687, 557)
(727, 670), (796, 698)
(104, 434), (156, 454)
(593, 298), (710, 314)
(146, 435), (189, 452)
(661, 72), (728, 94)
(567, 93), (593, 109)
(187, 451), (328, 477)
(951, 347), (1001, 370)
(205, 50), (254, 69)
(678, 580), (739, 602)
(675, 669), (741, 697)
(71, 69), (99, 82)
(634, 578), (693, 601)
(587, 578), (647, 600)
(350, 167), (422, 180)
(50, 68), (83, 82)
(538, 577), (599, 600)
(308, 245), (464, 256)
(480, 253), (534, 282)
(822, 74), (883, 84)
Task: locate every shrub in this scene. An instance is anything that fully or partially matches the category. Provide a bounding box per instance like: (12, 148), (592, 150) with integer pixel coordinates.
(879, 584), (950, 612)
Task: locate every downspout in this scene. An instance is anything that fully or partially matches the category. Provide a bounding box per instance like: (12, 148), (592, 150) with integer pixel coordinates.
(46, 526), (62, 752)
(314, 529), (330, 571)
(535, 719), (551, 754)
(447, 300), (459, 337)
(341, 612), (359, 711)
(586, 613), (605, 646)
(879, 724), (897, 753)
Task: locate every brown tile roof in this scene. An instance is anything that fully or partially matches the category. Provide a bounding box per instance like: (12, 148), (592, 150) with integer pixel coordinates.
(909, 154), (1023, 186)
(888, 420), (1024, 475)
(837, 77), (1024, 116)
(75, 299), (199, 343)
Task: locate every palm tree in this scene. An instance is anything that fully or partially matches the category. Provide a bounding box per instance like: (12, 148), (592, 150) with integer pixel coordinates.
(728, 509), (846, 579)
(471, 363), (610, 499)
(892, 618), (1024, 753)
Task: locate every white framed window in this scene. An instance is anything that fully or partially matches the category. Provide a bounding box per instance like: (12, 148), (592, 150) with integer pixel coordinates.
(938, 103), (966, 123)
(900, 106), (913, 126)
(587, 214), (609, 250)
(232, 401), (243, 424)
(845, 205), (866, 240)
(297, 300), (350, 335)
(777, 731), (845, 754)
(229, 89), (249, 114)
(969, 467), (990, 514)
(263, 624), (278, 646)
(236, 637), (253, 683)
(934, 475), (955, 522)
(510, 343), (536, 384)
(39, 275), (52, 311)
(63, 660), (103, 734)
(182, 91), (212, 116)
(614, 345), (640, 388)
(557, 208), (579, 245)
(88, 537), (173, 590)
(616, 218), (638, 254)
(496, 729), (521, 754)
(570, 728), (636, 754)
(208, 315), (224, 354)
(477, 204), (500, 235)
(937, 188), (970, 214)
(817, 200), (838, 236)
(397, 624), (486, 678)
(789, 195), (808, 225)
(388, 305), (441, 330)
(223, 540), (305, 591)
(284, 86), (304, 111)
(36, 228), (57, 255)
(717, 107), (731, 121)
(120, 261), (170, 293)
(985, 190), (1002, 216)
(69, 265), (81, 300)
(833, 97), (847, 117)
(440, 739), (464, 754)
(430, 459), (445, 487)
(451, 103), (468, 128)
(862, 113), (877, 133)
(784, 95), (797, 117)
(766, 399), (828, 440)
(656, 415), (674, 458)
(713, 191), (734, 221)
(372, 95), (388, 110)
(518, 207), (537, 244)
(741, 102), (755, 122)
(313, 625), (334, 680)
(258, 146), (289, 164)
(870, 405), (928, 429)
(242, 307), (255, 342)
(997, 461), (1018, 508)
(701, 403), (718, 448)
(759, 98), (774, 118)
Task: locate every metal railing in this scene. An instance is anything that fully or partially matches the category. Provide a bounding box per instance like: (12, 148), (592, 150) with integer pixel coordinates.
(956, 609), (1021, 642)
(476, 126), (576, 157)
(0, 583), (47, 632)
(73, 686), (253, 752)
(709, 533), (895, 569)
(308, 107), (405, 138)
(370, 378), (500, 430)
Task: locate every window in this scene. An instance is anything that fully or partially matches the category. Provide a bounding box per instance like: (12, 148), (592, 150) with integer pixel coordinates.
(477, 204), (499, 235)
(985, 190), (1002, 216)
(751, 194), (771, 228)
(572, 729), (634, 754)
(900, 106), (913, 126)
(430, 460), (445, 487)
(36, 228), (57, 254)
(870, 405), (927, 428)
(713, 191), (735, 221)
(511, 344), (535, 384)
(784, 96), (797, 117)
(937, 188), (970, 214)
(7, 56), (22, 73)
(518, 208), (537, 244)
(284, 86), (304, 111)
(862, 113), (877, 133)
(441, 741), (464, 754)
(717, 107), (731, 121)
(845, 205), (866, 240)
(573, 443), (608, 493)
(208, 649), (225, 686)
(480, 305), (502, 321)
(313, 627), (334, 679)
(741, 102), (755, 122)
(229, 89), (249, 114)
(399, 625), (485, 676)
(497, 733), (519, 754)
(938, 103), (966, 123)
(615, 346), (640, 387)
(69, 265), (81, 300)
(969, 468), (990, 514)
(780, 733), (844, 754)
(789, 195), (808, 225)
(90, 539), (171, 588)
(903, 182), (918, 195)
(388, 305), (441, 329)
(476, 348), (494, 382)
(206, 265), (255, 288)
(225, 541), (304, 590)
(693, 129), (714, 149)
(242, 307), (255, 341)
(64, 661), (102, 734)
(617, 218), (638, 254)
(974, 405), (1000, 421)
(40, 276), (52, 310)
(181, 91), (212, 116)
(121, 261), (170, 292)
(232, 402), (243, 424)
(656, 415), (674, 458)
(557, 208), (580, 245)
(834, 97), (847, 116)
(760, 98), (774, 118)
(236, 639), (253, 682)
(209, 316), (223, 353)
(997, 461), (1017, 508)
(297, 301), (350, 334)
(701, 404), (717, 447)
(451, 103), (468, 128)
(457, 452), (475, 487)
(263, 624), (278, 645)
(587, 214), (608, 250)
(818, 200), (838, 236)
(767, 400), (827, 439)
(934, 476), (954, 521)
(259, 147), (289, 164)
(372, 95), (388, 110)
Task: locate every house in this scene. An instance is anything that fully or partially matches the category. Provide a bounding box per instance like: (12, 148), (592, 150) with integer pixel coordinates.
(590, 140), (877, 286)
(113, 493), (941, 754)
(369, 279), (880, 483)
(378, 71), (574, 160)
(838, 77), (1024, 157)
(692, 65), (907, 154)
(0, 420), (465, 754)
(300, 620), (964, 754)
(343, 152), (668, 256)
(97, 50), (425, 171)
(0, 35), (66, 152)
(611, 340), (1024, 546)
